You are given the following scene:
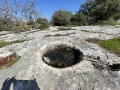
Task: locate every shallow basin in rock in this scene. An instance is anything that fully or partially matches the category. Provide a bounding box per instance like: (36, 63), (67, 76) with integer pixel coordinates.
(42, 43), (83, 68)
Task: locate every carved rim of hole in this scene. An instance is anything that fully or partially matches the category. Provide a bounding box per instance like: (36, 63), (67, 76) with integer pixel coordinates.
(41, 42), (84, 68)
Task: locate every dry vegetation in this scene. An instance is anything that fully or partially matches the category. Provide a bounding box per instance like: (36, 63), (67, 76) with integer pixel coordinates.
(0, 53), (21, 69)
(85, 38), (102, 44)
(44, 32), (76, 37)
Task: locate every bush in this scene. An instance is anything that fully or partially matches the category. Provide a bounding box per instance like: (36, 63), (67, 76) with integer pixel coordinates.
(79, 0), (120, 24)
(27, 20), (35, 25)
(96, 19), (118, 26)
(36, 18), (49, 29)
(39, 23), (49, 30)
(71, 13), (87, 26)
(51, 10), (72, 26)
(0, 18), (14, 31)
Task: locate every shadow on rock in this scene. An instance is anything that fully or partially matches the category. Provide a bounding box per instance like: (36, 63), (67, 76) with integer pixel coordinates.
(1, 77), (40, 90)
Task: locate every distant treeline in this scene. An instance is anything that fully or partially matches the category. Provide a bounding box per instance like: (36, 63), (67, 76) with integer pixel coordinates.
(0, 0), (120, 32)
(51, 0), (120, 26)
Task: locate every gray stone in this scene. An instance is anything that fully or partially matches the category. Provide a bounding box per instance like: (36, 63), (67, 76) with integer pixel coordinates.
(43, 57), (50, 63)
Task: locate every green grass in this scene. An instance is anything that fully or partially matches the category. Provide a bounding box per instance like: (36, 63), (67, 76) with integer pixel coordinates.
(58, 27), (76, 31)
(11, 40), (27, 43)
(0, 39), (26, 48)
(81, 30), (90, 32)
(25, 29), (42, 34)
(85, 38), (120, 55)
(6, 55), (21, 67)
(0, 34), (7, 36)
(99, 38), (120, 55)
(0, 42), (10, 48)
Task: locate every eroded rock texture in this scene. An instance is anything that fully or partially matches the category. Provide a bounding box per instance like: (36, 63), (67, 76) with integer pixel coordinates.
(0, 26), (120, 90)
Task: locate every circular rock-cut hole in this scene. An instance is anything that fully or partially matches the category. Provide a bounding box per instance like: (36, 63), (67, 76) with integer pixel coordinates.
(42, 44), (83, 68)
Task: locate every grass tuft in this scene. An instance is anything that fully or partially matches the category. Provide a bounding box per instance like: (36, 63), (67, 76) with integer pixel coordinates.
(86, 38), (120, 55)
(0, 39), (26, 48)
(81, 30), (90, 32)
(58, 27), (76, 31)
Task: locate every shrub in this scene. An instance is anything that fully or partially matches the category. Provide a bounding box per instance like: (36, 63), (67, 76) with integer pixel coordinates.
(51, 10), (72, 26)
(27, 20), (35, 25)
(71, 13), (87, 26)
(36, 18), (49, 29)
(94, 19), (118, 26)
(79, 0), (120, 24)
(0, 18), (14, 31)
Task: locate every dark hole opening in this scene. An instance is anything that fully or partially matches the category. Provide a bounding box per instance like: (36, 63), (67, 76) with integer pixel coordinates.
(42, 45), (83, 68)
(109, 64), (120, 71)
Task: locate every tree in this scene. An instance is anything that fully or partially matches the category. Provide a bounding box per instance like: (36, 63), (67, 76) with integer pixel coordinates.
(36, 18), (49, 29)
(79, 0), (120, 23)
(51, 10), (72, 26)
(71, 12), (87, 26)
(0, 0), (39, 31)
(0, 18), (14, 31)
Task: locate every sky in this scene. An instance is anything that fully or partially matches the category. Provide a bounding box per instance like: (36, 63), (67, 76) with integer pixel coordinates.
(36, 0), (85, 20)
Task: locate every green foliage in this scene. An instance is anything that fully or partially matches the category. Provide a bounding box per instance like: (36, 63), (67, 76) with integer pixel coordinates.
(51, 10), (72, 26)
(79, 0), (95, 15)
(36, 18), (49, 29)
(99, 38), (120, 55)
(11, 40), (27, 44)
(39, 23), (49, 30)
(0, 18), (14, 31)
(71, 13), (87, 26)
(27, 20), (35, 25)
(0, 42), (9, 48)
(96, 19), (118, 26)
(81, 30), (90, 32)
(79, 0), (120, 24)
(86, 38), (120, 55)
(11, 26), (25, 33)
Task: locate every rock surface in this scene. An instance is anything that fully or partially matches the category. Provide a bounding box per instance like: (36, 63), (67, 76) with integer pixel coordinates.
(0, 26), (120, 90)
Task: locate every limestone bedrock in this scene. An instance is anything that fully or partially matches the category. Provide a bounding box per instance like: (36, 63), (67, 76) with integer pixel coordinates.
(0, 26), (120, 90)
